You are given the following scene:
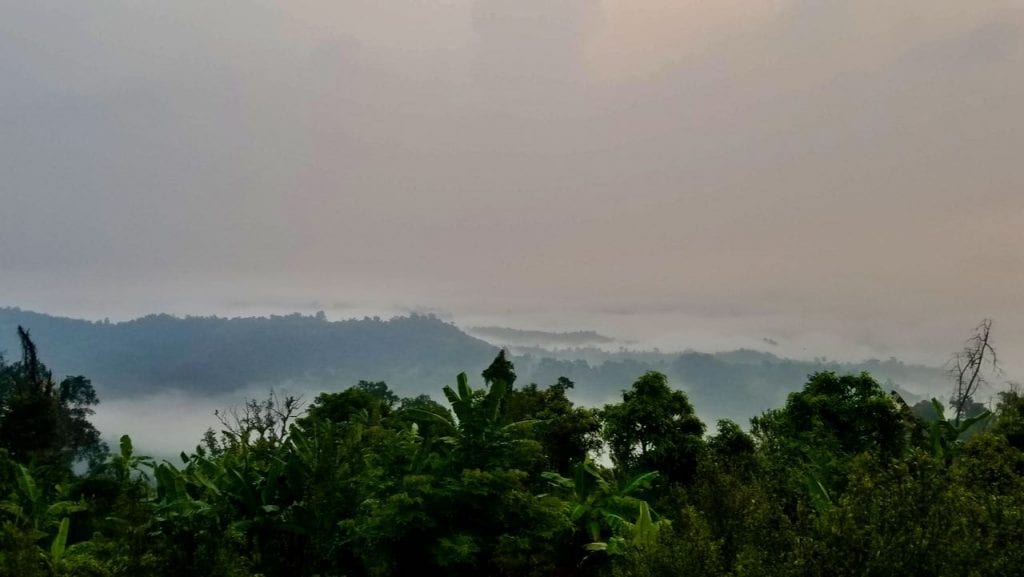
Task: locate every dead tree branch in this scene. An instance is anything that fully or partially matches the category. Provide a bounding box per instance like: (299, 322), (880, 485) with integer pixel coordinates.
(948, 319), (1000, 425)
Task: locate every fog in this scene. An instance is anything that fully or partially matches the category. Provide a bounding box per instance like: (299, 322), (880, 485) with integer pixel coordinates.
(90, 384), (322, 462)
(91, 391), (224, 461)
(3, 1), (1023, 377)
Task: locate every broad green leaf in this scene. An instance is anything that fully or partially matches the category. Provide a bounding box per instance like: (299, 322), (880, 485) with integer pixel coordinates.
(806, 475), (833, 514)
(457, 373), (472, 402)
(631, 502), (664, 547)
(958, 410), (993, 434)
(15, 465), (40, 506)
(442, 385), (461, 407)
(621, 471), (659, 496)
(46, 501), (87, 517)
(50, 517), (69, 563)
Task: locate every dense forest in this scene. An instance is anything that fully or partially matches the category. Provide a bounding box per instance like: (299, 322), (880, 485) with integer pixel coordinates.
(1, 324), (1022, 577)
(0, 308), (949, 424)
(0, 308), (497, 398)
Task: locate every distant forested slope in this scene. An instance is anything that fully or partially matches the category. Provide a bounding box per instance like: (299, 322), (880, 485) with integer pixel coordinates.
(0, 307), (948, 421)
(0, 307), (498, 397)
(512, 347), (947, 423)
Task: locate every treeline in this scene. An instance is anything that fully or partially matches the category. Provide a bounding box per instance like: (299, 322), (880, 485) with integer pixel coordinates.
(2, 333), (1024, 576)
(513, 348), (945, 422)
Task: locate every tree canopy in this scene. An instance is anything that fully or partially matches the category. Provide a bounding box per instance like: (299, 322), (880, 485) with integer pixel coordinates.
(0, 327), (105, 471)
(2, 336), (1024, 577)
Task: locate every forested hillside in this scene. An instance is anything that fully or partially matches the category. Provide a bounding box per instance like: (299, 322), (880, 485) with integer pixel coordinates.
(0, 308), (948, 424)
(1, 328), (1022, 577)
(0, 308), (496, 397)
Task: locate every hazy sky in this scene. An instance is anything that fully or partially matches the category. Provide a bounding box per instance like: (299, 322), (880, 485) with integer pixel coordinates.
(2, 0), (1023, 374)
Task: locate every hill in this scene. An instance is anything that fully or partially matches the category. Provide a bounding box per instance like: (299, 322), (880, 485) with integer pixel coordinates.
(0, 307), (949, 423)
(0, 307), (498, 398)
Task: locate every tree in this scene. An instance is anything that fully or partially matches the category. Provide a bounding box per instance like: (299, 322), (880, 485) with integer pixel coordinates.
(299, 382), (398, 429)
(992, 384), (1024, 451)
(353, 380), (399, 408)
(750, 371), (910, 520)
(212, 389), (303, 451)
(753, 372), (906, 459)
(602, 372), (705, 484)
(503, 377), (602, 474)
(433, 372), (533, 470)
(393, 394), (453, 439)
(482, 349), (516, 389)
(948, 319), (999, 424)
(706, 419), (756, 475)
(58, 375), (106, 467)
(0, 327), (105, 469)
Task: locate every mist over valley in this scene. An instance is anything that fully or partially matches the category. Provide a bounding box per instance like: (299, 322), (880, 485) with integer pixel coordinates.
(1, 306), (956, 459)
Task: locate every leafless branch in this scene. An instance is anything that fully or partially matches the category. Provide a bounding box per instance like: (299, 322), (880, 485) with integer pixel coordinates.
(948, 319), (1000, 424)
(214, 389), (305, 448)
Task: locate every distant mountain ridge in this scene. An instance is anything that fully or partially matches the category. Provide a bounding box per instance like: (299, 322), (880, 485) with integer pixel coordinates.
(465, 326), (616, 346)
(0, 307), (497, 398)
(0, 307), (950, 424)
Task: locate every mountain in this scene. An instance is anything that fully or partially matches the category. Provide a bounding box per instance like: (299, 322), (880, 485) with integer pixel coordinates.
(0, 307), (498, 398)
(0, 307), (950, 424)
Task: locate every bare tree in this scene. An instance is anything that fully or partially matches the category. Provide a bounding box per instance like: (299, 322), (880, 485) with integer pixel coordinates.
(948, 319), (1000, 425)
(214, 389), (304, 448)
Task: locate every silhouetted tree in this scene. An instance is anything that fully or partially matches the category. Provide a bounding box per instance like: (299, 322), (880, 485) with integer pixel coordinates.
(949, 319), (999, 424)
(503, 377), (602, 474)
(602, 371), (705, 484)
(482, 349), (516, 389)
(0, 327), (105, 469)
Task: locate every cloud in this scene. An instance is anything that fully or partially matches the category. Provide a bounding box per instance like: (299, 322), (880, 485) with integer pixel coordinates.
(1, 0), (1022, 376)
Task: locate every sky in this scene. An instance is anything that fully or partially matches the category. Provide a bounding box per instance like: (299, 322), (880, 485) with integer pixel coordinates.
(2, 0), (1023, 376)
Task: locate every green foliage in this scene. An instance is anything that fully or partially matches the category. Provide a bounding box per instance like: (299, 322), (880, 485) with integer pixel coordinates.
(602, 372), (705, 484)
(431, 372), (541, 471)
(922, 398), (993, 463)
(754, 372), (906, 457)
(610, 507), (723, 577)
(2, 333), (1024, 577)
(992, 387), (1024, 450)
(545, 457), (659, 547)
(0, 307), (952, 425)
(0, 328), (106, 472)
(503, 377), (602, 474)
(482, 349), (517, 389)
(302, 385), (390, 428)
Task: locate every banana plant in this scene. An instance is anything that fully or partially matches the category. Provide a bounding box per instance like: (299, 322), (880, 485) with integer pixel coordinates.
(40, 516), (70, 576)
(584, 501), (668, 554)
(544, 457), (662, 553)
(926, 399), (992, 463)
(150, 461), (212, 522)
(411, 373), (536, 468)
(108, 434), (154, 486)
(178, 433), (312, 540)
(0, 464), (85, 533)
(436, 372), (506, 434)
(0, 465), (86, 575)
